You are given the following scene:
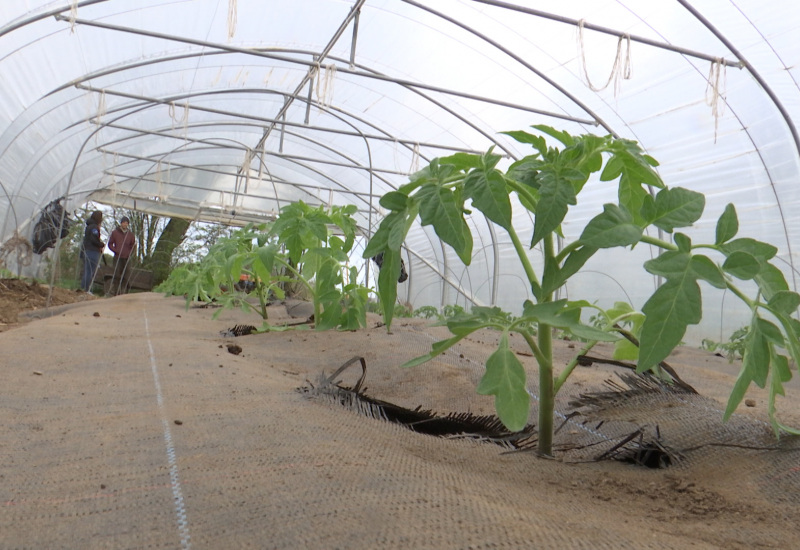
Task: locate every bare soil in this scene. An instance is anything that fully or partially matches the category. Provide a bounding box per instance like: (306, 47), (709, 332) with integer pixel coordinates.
(0, 277), (95, 328)
(1, 283), (799, 549)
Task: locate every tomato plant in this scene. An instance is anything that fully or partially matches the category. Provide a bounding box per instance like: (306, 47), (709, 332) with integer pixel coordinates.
(161, 201), (369, 331)
(364, 125), (800, 456)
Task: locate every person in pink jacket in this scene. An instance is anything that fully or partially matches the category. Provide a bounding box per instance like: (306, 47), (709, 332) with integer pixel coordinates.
(107, 216), (136, 295)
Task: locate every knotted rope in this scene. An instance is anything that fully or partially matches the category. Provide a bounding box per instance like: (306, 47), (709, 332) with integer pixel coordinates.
(577, 19), (632, 96)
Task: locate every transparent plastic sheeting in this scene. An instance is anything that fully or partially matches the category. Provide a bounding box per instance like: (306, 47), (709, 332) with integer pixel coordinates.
(1, 0), (799, 343)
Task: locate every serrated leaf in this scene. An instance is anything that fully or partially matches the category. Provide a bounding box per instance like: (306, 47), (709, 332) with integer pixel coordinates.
(531, 170), (577, 246)
(502, 130), (548, 155)
(722, 251), (761, 280)
(579, 203), (642, 248)
(607, 140), (664, 189)
(768, 290), (800, 315)
(463, 165), (512, 230)
(638, 279), (702, 371)
(417, 184), (473, 264)
(650, 187), (705, 232)
(715, 203), (739, 244)
(532, 124), (574, 147)
(476, 333), (530, 431)
(617, 175), (652, 227)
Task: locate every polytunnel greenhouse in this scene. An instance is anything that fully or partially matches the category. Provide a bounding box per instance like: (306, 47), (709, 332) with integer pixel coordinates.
(2, 1), (800, 549)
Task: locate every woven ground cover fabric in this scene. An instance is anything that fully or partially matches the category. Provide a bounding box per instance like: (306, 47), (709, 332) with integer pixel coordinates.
(2, 293), (799, 549)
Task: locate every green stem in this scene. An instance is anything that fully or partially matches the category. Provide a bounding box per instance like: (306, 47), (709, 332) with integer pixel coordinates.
(537, 233), (557, 457)
(519, 330), (548, 368)
(553, 239), (583, 264)
(508, 225), (541, 296)
(554, 340), (598, 394)
(537, 321), (554, 456)
(726, 280), (756, 309)
(640, 234), (678, 251)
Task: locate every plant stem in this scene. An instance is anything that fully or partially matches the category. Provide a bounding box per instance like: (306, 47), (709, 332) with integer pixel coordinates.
(537, 233), (556, 457)
(537, 322), (554, 456)
(554, 340), (598, 394)
(553, 239), (583, 264)
(726, 280), (756, 309)
(507, 225), (541, 295)
(640, 234), (678, 251)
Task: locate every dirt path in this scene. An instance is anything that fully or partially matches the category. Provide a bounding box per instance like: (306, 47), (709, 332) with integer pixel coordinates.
(1, 291), (799, 549)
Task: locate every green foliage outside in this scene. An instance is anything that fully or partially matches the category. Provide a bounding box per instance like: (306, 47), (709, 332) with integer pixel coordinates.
(364, 125), (800, 456)
(702, 325), (750, 362)
(159, 201), (370, 332)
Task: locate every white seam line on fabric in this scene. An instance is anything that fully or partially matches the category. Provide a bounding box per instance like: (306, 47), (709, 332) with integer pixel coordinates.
(144, 310), (192, 549)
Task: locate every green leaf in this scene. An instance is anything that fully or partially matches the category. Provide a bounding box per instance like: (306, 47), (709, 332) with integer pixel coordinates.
(437, 152), (483, 172)
(755, 263), (789, 301)
(579, 203), (642, 248)
(463, 163), (512, 230)
(674, 233), (692, 252)
(476, 332), (530, 431)
(644, 251), (691, 280)
(401, 334), (470, 368)
(690, 255), (727, 289)
(560, 245), (597, 282)
(606, 139), (664, 189)
(638, 279), (702, 371)
(417, 183), (473, 264)
(531, 169), (577, 247)
(767, 290), (800, 315)
(502, 130), (548, 155)
(715, 203), (739, 244)
(379, 191), (408, 211)
(532, 124), (574, 147)
(744, 319), (770, 388)
(649, 187), (705, 233)
(756, 317), (784, 346)
(721, 238), (778, 262)
(723, 365), (754, 421)
(722, 251), (761, 280)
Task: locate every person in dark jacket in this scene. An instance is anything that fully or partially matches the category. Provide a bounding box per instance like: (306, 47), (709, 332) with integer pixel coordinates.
(107, 216), (136, 295)
(80, 210), (104, 293)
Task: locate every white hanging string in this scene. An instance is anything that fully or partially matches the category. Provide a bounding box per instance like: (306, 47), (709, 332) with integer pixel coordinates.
(93, 90), (106, 145)
(155, 161), (163, 201)
(577, 19), (632, 96)
(410, 143), (420, 174)
(168, 101), (190, 134)
(95, 89), (107, 125)
(705, 58), (727, 143)
(315, 63), (337, 108)
(227, 0), (238, 40)
(69, 0), (78, 33)
(242, 148), (254, 193)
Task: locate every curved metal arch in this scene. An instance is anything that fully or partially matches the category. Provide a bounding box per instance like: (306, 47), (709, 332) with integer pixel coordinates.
(402, 0), (614, 136)
(675, 0), (798, 291)
(5, 85), (394, 222)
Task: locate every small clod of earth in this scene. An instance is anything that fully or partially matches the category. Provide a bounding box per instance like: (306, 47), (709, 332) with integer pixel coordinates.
(227, 344), (242, 355)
